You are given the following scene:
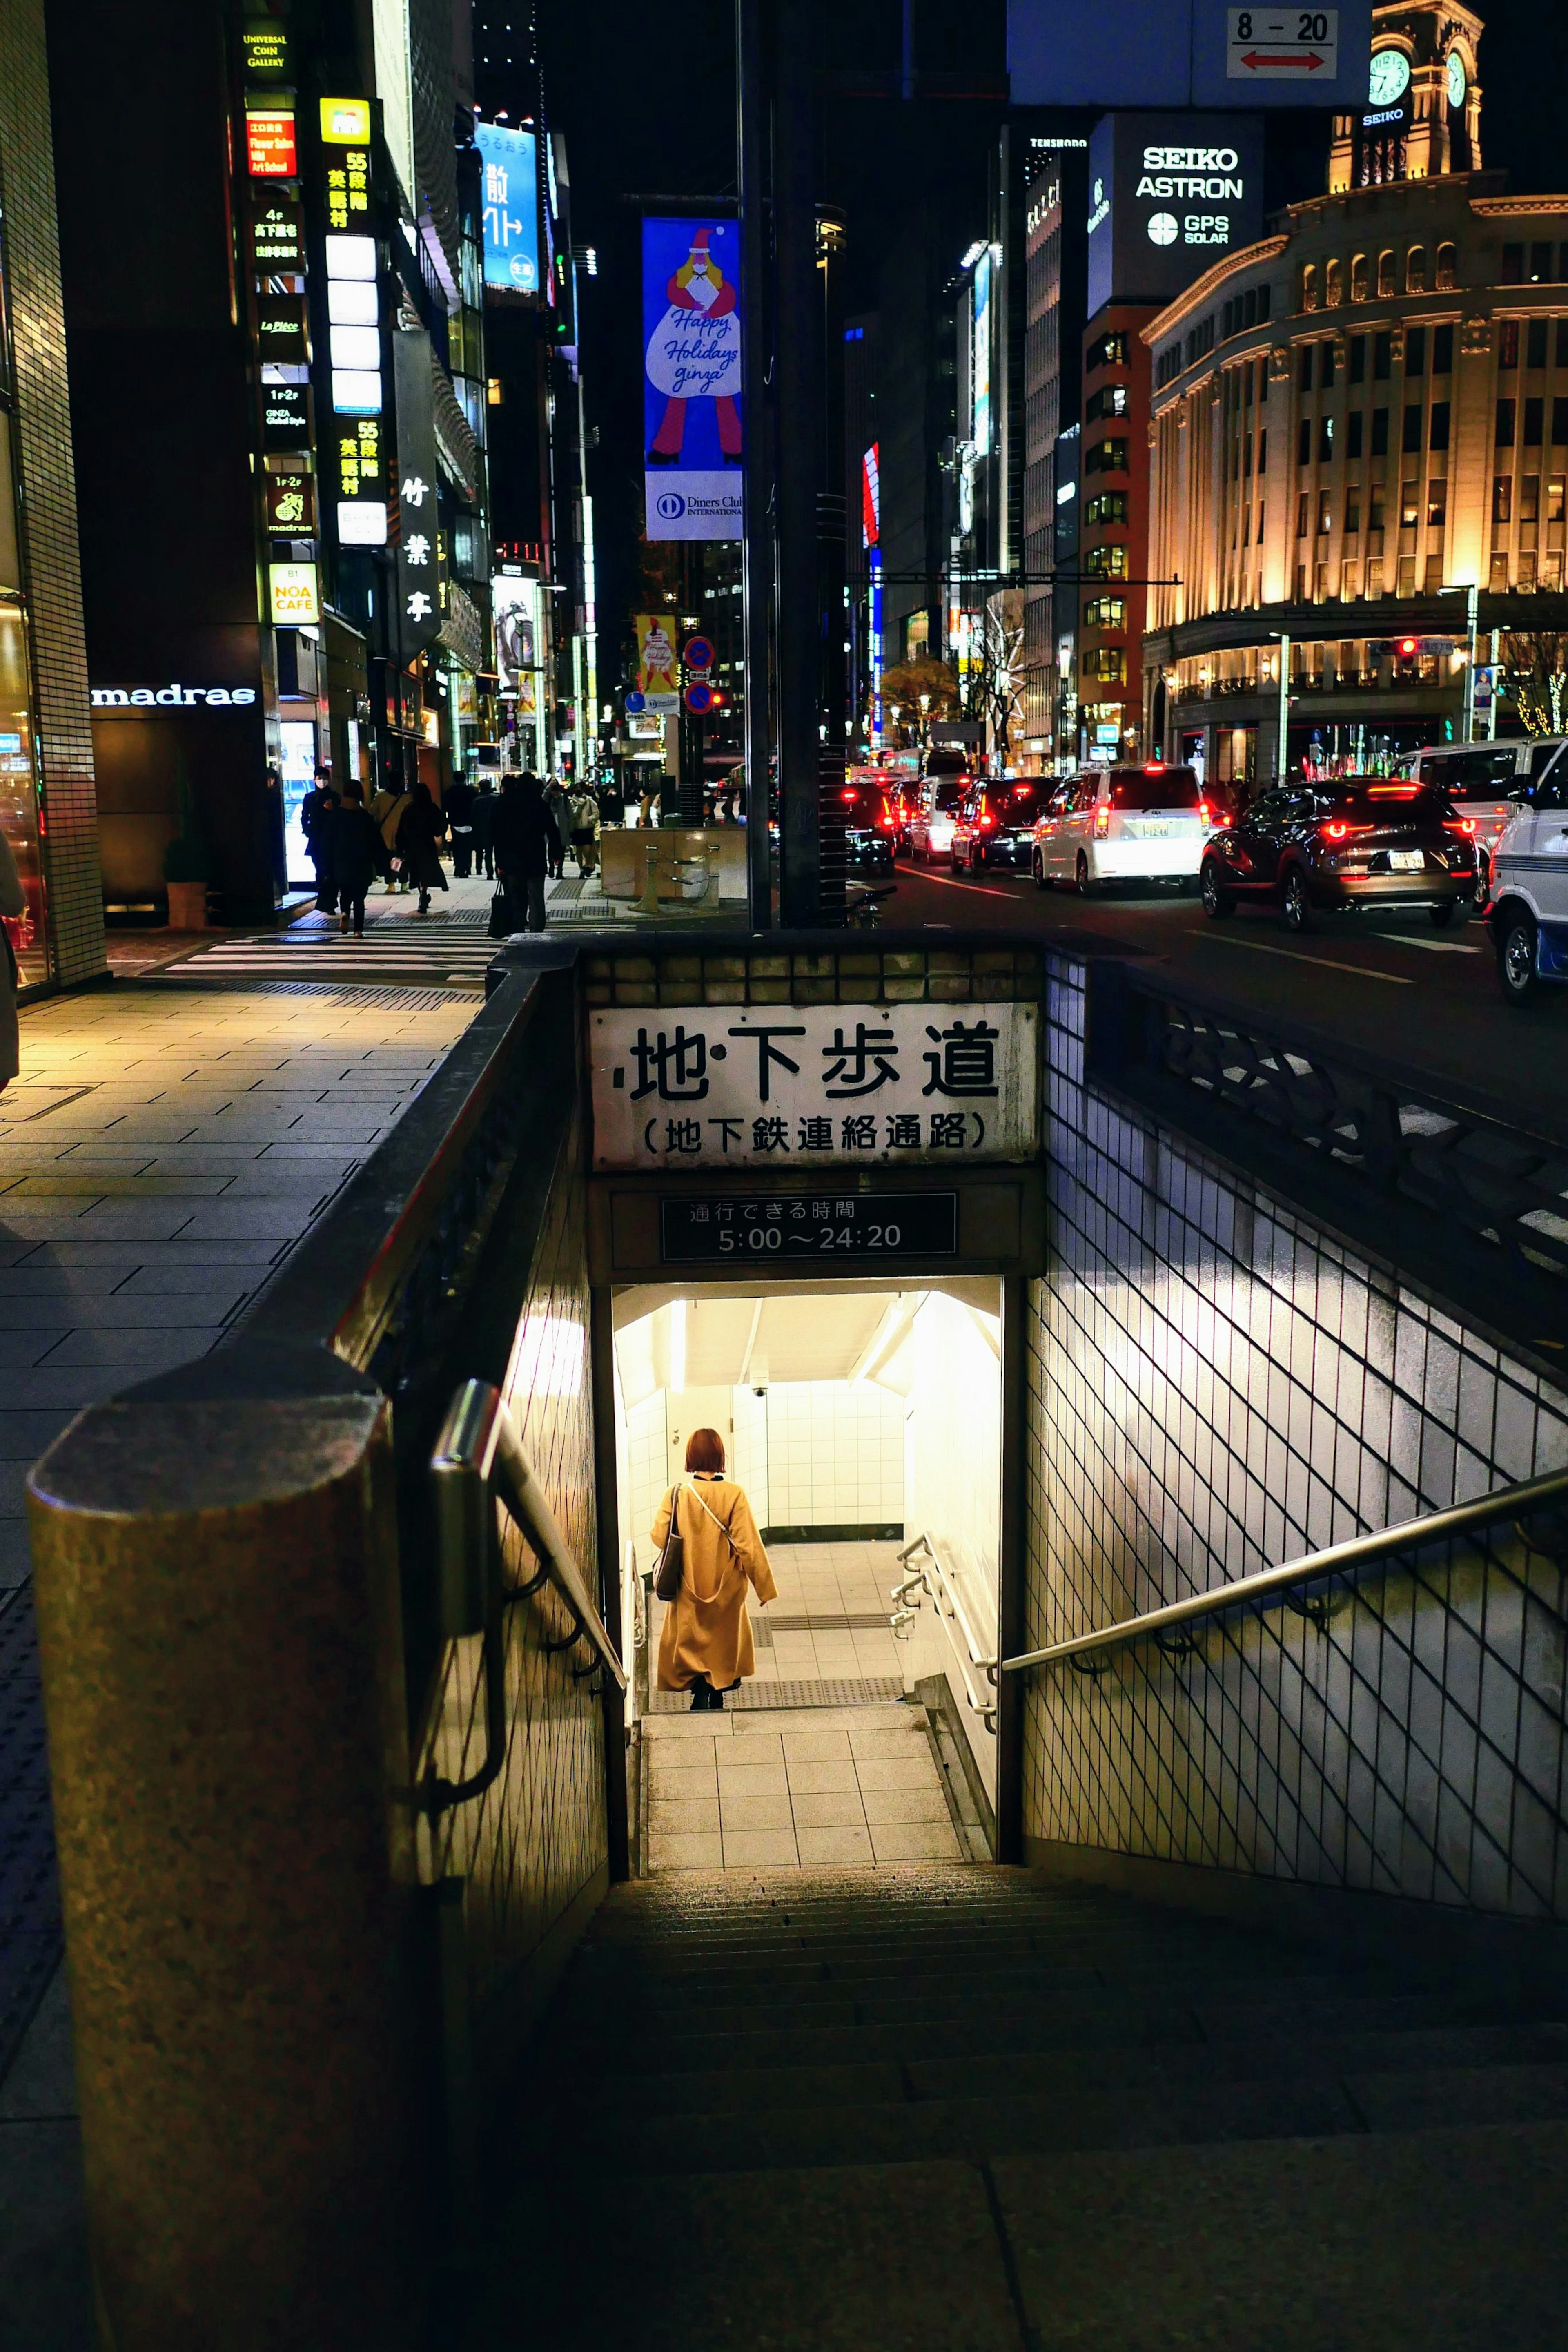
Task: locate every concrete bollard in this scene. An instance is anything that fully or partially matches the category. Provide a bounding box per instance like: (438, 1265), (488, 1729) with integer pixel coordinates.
(27, 1390), (432, 2352)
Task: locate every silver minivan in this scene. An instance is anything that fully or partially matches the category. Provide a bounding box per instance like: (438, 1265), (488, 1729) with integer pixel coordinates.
(1399, 739), (1568, 900)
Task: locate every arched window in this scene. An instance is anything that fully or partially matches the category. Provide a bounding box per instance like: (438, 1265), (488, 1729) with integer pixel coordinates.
(1301, 262), (1319, 313)
(1406, 246), (1427, 293)
(1351, 254), (1369, 302)
(1436, 242), (1458, 290)
(1377, 250), (1396, 296)
(1325, 258), (1343, 307)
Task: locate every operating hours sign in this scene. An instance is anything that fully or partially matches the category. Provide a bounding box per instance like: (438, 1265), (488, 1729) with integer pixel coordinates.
(660, 1192), (959, 1264)
(589, 1002), (1038, 1171)
(1226, 7), (1338, 79)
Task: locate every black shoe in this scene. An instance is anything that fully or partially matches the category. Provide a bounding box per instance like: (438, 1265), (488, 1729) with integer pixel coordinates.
(646, 447), (680, 466)
(688, 1678), (711, 1712)
(708, 1686), (725, 1710)
(722, 451), (742, 467)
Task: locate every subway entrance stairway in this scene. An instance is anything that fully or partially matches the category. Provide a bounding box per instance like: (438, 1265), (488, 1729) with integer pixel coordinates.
(468, 1859), (1568, 2350)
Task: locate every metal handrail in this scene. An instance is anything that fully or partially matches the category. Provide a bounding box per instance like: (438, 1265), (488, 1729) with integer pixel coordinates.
(1000, 1465), (1568, 1678)
(891, 1532), (999, 1733)
(425, 1379), (625, 1812)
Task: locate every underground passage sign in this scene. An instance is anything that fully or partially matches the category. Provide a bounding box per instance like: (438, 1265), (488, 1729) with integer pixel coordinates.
(590, 1003), (1038, 1170)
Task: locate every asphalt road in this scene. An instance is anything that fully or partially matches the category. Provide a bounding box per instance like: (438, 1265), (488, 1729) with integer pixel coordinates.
(873, 854), (1567, 1137)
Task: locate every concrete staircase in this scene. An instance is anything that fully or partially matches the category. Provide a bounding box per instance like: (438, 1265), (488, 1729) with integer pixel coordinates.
(470, 1864), (1568, 2349)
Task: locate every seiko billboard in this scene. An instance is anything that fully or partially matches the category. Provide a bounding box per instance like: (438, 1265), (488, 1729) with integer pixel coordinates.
(1087, 112), (1263, 316)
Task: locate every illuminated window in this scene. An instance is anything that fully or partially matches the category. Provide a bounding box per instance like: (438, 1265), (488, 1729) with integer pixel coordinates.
(1499, 320), (1520, 370)
(1301, 263), (1319, 312)
(1350, 254), (1368, 302)
(1400, 482), (1419, 527)
(1435, 242), (1458, 289)
(1325, 258), (1343, 306)
(1083, 596), (1127, 629)
(1377, 251), (1395, 296)
(1405, 246), (1426, 293)
(1494, 475), (1512, 524)
(1318, 489), (1332, 533)
(1549, 475), (1566, 524)
(1426, 480), (1447, 530)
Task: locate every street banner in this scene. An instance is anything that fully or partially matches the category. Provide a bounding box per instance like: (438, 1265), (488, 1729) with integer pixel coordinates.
(634, 612), (680, 713)
(643, 216), (743, 541)
(477, 121), (539, 297)
(392, 329), (443, 660)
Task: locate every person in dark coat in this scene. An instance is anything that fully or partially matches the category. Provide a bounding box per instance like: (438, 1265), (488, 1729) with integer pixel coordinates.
(327, 779), (381, 935)
(489, 770), (558, 933)
(395, 782), (450, 914)
(445, 774), (477, 877)
(471, 778), (496, 878)
(300, 773), (339, 914)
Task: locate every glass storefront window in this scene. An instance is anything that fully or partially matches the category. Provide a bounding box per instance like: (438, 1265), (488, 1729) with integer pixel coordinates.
(0, 599), (47, 986)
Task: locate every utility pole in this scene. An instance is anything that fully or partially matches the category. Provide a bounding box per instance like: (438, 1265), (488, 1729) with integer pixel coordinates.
(1276, 631), (1291, 780)
(737, 0), (774, 926)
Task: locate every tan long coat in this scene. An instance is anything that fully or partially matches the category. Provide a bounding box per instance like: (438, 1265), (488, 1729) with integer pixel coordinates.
(652, 1474), (776, 1691)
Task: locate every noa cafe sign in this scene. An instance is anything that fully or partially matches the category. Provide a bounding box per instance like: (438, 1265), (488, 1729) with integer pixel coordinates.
(90, 682), (259, 713)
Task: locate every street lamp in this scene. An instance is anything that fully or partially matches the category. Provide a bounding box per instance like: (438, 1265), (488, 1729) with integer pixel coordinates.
(1268, 631), (1292, 781)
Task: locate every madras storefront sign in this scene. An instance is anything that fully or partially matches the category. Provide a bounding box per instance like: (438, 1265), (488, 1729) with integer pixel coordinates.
(90, 684), (260, 712)
(589, 1002), (1038, 1170)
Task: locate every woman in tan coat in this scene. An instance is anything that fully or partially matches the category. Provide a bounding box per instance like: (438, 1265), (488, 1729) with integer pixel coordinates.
(652, 1427), (776, 1710)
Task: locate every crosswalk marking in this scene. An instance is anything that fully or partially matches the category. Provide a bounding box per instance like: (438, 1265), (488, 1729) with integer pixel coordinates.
(147, 919), (500, 992)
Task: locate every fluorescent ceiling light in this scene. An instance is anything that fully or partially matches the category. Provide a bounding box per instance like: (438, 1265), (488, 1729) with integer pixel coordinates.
(331, 368), (383, 415)
(336, 502), (387, 546)
(327, 279), (379, 325)
(325, 233), (377, 281)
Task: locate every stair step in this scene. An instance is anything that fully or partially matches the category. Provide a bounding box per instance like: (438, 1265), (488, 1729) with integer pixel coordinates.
(563, 2022), (1568, 2118)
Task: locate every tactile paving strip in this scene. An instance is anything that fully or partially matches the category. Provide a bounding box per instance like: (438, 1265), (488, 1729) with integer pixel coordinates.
(0, 1585), (63, 2086)
(645, 1676), (904, 1713)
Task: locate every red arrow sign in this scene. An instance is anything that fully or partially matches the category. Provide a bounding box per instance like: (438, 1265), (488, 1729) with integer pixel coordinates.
(1241, 47), (1325, 68)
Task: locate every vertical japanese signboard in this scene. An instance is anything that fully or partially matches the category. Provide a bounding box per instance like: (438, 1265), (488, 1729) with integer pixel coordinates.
(476, 120), (539, 296)
(643, 216), (743, 542)
(392, 329), (442, 659)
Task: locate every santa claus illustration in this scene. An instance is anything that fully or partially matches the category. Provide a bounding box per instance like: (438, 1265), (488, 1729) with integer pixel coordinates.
(645, 226), (742, 467)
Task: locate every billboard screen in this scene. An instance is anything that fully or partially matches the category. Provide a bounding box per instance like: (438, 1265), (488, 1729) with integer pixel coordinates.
(477, 121), (539, 297)
(1009, 0), (1374, 110)
(643, 216), (743, 541)
(1087, 112), (1264, 314)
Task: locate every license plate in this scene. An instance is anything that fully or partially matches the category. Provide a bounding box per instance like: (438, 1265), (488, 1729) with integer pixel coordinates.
(1141, 822), (1171, 837)
(1389, 849), (1425, 872)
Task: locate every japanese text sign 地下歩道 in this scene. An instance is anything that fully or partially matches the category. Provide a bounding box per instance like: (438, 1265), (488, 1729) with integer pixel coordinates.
(589, 1002), (1037, 1170)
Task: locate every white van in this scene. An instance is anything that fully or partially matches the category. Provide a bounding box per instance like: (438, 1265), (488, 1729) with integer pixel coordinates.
(1031, 762), (1211, 893)
(1399, 739), (1568, 901)
(1486, 742), (1568, 1003)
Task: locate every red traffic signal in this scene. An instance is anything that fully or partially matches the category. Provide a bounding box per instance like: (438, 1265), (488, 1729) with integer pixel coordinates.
(1396, 636), (1419, 658)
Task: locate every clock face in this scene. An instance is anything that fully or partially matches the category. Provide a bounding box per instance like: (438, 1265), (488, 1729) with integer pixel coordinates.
(1368, 49), (1411, 106)
(1446, 50), (1468, 109)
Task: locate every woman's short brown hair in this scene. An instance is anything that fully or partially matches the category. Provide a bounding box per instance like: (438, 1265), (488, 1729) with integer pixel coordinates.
(685, 1426), (726, 1474)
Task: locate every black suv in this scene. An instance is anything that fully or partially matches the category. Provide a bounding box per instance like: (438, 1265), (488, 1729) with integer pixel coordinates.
(1200, 778), (1479, 932)
(839, 778), (897, 873)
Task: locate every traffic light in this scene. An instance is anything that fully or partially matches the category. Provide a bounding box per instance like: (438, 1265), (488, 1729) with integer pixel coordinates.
(1397, 635), (1419, 659)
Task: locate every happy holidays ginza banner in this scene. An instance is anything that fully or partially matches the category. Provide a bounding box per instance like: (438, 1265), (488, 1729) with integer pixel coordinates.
(643, 215), (743, 541)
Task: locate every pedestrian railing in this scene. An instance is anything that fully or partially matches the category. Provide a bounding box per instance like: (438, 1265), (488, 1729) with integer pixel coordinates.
(891, 1532), (999, 1733)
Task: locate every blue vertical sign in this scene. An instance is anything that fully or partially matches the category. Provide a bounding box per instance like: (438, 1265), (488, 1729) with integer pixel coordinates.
(643, 216), (743, 541)
(477, 121), (539, 296)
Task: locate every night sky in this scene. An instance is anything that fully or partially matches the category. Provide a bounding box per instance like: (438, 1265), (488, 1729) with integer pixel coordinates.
(537, 0), (1568, 687)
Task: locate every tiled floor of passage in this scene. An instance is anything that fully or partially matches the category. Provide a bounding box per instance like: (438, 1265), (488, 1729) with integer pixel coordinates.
(0, 983), (476, 1584)
(650, 1540), (907, 1687)
(644, 1701), (962, 1873)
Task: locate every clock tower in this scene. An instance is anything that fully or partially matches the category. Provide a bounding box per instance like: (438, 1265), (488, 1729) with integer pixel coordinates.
(1328, 0), (1484, 194)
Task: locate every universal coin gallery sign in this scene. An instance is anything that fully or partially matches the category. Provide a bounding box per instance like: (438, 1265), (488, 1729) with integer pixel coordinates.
(590, 1003), (1039, 1170)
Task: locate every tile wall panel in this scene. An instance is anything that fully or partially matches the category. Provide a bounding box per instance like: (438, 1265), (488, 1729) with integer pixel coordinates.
(1023, 956), (1568, 1917)
(764, 1379), (904, 1528)
(0, 0), (104, 985)
(417, 1103), (607, 2051)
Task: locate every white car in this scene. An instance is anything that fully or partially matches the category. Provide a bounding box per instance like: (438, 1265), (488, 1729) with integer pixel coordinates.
(1031, 762), (1212, 893)
(1400, 738), (1568, 902)
(1486, 744), (1568, 1002)
(904, 772), (971, 863)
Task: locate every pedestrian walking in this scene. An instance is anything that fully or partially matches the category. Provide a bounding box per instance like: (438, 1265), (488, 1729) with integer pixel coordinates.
(396, 781), (449, 914)
(650, 1428), (776, 1711)
(445, 773), (477, 877)
(300, 771), (339, 914)
(567, 780), (601, 877)
(489, 769), (558, 934)
(0, 827), (24, 1094)
(472, 777), (496, 879)
(544, 775), (572, 878)
(327, 779), (381, 936)
(369, 780), (410, 891)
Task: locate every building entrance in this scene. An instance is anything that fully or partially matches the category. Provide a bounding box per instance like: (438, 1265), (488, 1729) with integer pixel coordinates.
(611, 1279), (1006, 1870)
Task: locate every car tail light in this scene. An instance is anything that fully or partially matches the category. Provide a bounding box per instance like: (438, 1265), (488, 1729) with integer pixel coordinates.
(1095, 803), (1110, 837)
(1446, 817), (1477, 836)
(1321, 820), (1350, 840)
(879, 813), (894, 829)
(980, 812), (995, 829)
(1143, 761), (1165, 774)
(1197, 800), (1211, 824)
(840, 789), (857, 803)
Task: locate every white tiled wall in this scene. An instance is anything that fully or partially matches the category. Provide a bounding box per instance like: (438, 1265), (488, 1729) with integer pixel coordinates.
(899, 1293), (1002, 1810)
(730, 1384), (768, 1508)
(623, 1391), (668, 1573)
(763, 1380), (905, 1529)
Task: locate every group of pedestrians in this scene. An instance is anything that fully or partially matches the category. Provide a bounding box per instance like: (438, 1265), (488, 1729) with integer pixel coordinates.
(298, 763), (618, 939)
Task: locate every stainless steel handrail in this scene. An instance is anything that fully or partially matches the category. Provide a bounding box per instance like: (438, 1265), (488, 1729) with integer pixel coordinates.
(891, 1532), (999, 1733)
(425, 1379), (626, 1812)
(1000, 1465), (1568, 1678)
